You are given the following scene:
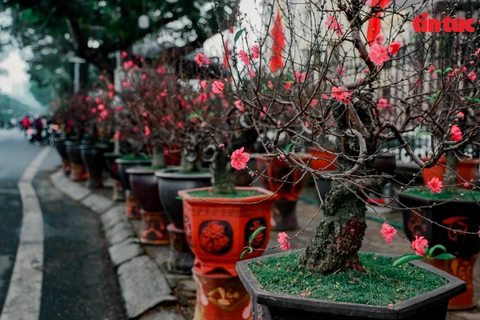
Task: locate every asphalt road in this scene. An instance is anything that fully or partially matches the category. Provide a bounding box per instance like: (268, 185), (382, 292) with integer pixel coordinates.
(0, 129), (126, 319)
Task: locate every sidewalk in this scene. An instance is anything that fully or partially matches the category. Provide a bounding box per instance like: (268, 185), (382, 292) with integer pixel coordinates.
(50, 169), (480, 320)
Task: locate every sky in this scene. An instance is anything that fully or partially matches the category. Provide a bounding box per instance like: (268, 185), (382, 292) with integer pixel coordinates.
(0, 49), (43, 110)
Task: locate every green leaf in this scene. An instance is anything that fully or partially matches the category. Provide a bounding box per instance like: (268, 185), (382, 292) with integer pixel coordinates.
(175, 196), (183, 200)
(287, 73), (293, 81)
(248, 227), (266, 244)
(234, 29), (245, 43)
(187, 110), (203, 119)
(433, 70), (442, 73)
(392, 255), (424, 267)
(473, 98), (480, 103)
(285, 143), (294, 153)
(428, 244), (447, 257)
(425, 97), (435, 101)
(240, 250), (247, 259)
(262, 83), (268, 93)
(443, 67), (453, 73)
(433, 253), (456, 260)
(410, 33), (419, 41)
(464, 95), (472, 100)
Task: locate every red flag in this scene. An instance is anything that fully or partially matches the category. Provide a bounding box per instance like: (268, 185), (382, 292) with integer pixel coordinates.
(270, 11), (285, 72)
(367, 0), (390, 45)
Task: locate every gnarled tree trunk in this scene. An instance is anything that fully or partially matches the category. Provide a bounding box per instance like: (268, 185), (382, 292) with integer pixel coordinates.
(152, 145), (166, 169)
(211, 150), (236, 194)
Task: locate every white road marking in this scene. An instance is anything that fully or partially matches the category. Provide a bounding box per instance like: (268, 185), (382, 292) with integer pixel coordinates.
(0, 147), (50, 320)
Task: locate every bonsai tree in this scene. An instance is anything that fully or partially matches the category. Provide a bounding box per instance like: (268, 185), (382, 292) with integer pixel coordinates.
(206, 0), (480, 274)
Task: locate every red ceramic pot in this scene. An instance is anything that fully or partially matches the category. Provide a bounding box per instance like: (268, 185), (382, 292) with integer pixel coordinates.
(309, 148), (336, 171)
(193, 267), (252, 320)
(422, 156), (480, 187)
(179, 187), (274, 276)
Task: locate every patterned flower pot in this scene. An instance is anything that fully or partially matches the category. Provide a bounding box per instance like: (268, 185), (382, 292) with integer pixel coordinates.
(253, 154), (310, 231)
(400, 191), (480, 309)
(421, 156), (480, 187)
(54, 137), (71, 176)
(80, 144), (107, 189)
(116, 157), (152, 218)
(179, 187), (274, 277)
(65, 141), (88, 182)
(193, 267), (252, 320)
(104, 153), (125, 202)
(128, 167), (169, 245)
(236, 251), (466, 320)
(155, 168), (212, 275)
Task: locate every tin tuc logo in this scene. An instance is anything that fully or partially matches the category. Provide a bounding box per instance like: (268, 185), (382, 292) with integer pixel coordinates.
(413, 13), (477, 32)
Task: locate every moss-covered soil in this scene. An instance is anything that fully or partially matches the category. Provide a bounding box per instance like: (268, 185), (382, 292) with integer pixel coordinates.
(249, 251), (447, 306)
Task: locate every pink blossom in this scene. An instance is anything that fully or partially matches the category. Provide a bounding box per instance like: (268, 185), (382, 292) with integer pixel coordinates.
(114, 131), (121, 139)
(293, 72), (306, 83)
(248, 68), (256, 78)
(336, 66), (345, 77)
(475, 48), (480, 57)
(123, 60), (135, 69)
(121, 51), (128, 59)
(300, 292), (311, 297)
(200, 80), (207, 89)
(458, 112), (464, 119)
(284, 82), (293, 90)
(411, 236), (428, 256)
(468, 71), (476, 81)
(176, 122), (183, 128)
(108, 84), (114, 91)
(377, 98), (391, 108)
(268, 81), (274, 89)
(91, 108), (97, 114)
(321, 93), (329, 100)
(381, 223), (397, 242)
(331, 87), (350, 101)
(450, 124), (462, 141)
(234, 100), (244, 112)
(251, 45), (259, 59)
(157, 66), (165, 74)
(277, 232), (290, 250)
(144, 126), (151, 137)
(230, 147), (250, 170)
(388, 41), (402, 56)
(108, 92), (114, 99)
(142, 74), (147, 80)
(122, 81), (132, 88)
(369, 45), (390, 66)
(239, 50), (250, 65)
(98, 104), (105, 111)
(427, 177), (443, 194)
(212, 80), (224, 94)
(462, 66), (467, 72)
(194, 52), (206, 67)
(375, 34), (385, 45)
(427, 65), (435, 73)
(325, 16), (343, 36)
(311, 99), (319, 107)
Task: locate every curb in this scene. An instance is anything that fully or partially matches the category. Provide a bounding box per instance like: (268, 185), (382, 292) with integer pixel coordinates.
(50, 170), (183, 320)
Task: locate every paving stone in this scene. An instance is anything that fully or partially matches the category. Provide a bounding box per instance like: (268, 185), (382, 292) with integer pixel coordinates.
(452, 312), (480, 320)
(109, 238), (144, 267)
(81, 193), (114, 214)
(118, 255), (176, 319)
(140, 310), (185, 320)
(178, 279), (196, 292)
(105, 220), (134, 245)
(101, 205), (126, 230)
(53, 174), (91, 201)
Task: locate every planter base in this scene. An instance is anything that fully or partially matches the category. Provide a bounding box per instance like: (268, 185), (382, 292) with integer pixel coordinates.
(112, 180), (126, 202)
(140, 211), (170, 245)
(62, 159), (71, 176)
(427, 255), (478, 310)
(167, 224), (194, 275)
(193, 267), (252, 320)
(86, 169), (104, 189)
(126, 191), (141, 219)
(70, 164), (88, 182)
(271, 200), (298, 231)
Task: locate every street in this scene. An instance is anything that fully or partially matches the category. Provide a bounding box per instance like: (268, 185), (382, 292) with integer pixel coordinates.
(0, 129), (126, 319)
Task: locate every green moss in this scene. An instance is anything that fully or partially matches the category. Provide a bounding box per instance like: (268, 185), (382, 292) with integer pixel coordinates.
(249, 251), (447, 306)
(121, 155), (152, 161)
(188, 190), (263, 198)
(404, 188), (480, 201)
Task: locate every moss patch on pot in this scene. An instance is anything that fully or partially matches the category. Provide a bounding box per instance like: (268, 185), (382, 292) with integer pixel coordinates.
(249, 251), (447, 306)
(121, 155), (153, 161)
(187, 190), (263, 198)
(404, 188), (480, 201)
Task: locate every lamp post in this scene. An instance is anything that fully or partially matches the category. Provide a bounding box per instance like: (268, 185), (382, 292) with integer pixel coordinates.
(68, 56), (86, 94)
